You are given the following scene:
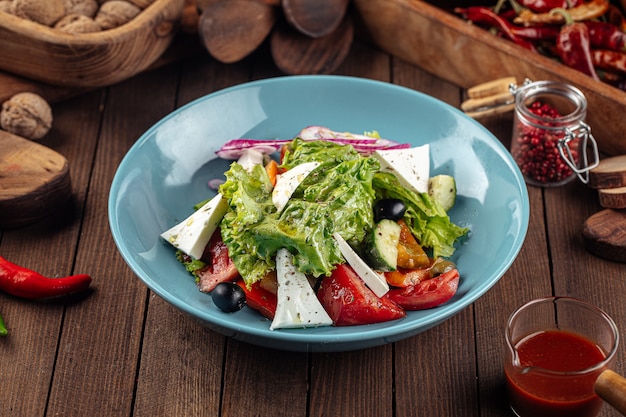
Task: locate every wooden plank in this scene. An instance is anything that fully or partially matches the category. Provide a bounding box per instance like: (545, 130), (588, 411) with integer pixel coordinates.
(396, 316), (477, 417)
(44, 64), (179, 416)
(222, 341), (309, 417)
(310, 346), (394, 417)
(134, 297), (226, 416)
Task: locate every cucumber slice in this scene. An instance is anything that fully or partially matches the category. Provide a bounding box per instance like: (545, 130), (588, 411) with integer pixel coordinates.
(428, 175), (457, 212)
(366, 219), (401, 272)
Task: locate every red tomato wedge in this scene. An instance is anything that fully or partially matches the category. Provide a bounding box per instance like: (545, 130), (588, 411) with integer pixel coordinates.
(236, 280), (277, 320)
(384, 269), (460, 310)
(197, 229), (240, 292)
(318, 264), (406, 326)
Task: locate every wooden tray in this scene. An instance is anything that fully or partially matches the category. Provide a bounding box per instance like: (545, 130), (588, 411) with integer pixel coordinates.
(0, 0), (185, 88)
(352, 0), (626, 156)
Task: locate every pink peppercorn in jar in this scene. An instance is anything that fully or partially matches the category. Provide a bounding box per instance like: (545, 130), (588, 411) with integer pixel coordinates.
(510, 80), (599, 187)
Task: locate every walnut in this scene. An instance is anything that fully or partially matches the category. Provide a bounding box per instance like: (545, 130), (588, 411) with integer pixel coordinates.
(126, 0), (154, 8)
(55, 13), (101, 33)
(0, 1), (13, 14)
(94, 0), (140, 29)
(63, 0), (98, 17)
(0, 93), (53, 141)
(13, 0), (65, 26)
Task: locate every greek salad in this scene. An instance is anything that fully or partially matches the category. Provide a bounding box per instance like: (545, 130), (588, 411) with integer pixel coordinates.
(161, 126), (469, 330)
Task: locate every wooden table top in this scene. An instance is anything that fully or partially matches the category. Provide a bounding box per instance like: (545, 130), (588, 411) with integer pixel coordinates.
(1, 38), (624, 417)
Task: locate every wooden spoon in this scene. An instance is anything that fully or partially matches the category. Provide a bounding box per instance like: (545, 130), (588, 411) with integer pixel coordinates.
(282, 0), (350, 38)
(198, 0), (278, 63)
(270, 14), (354, 75)
(595, 370), (626, 415)
(0, 131), (72, 229)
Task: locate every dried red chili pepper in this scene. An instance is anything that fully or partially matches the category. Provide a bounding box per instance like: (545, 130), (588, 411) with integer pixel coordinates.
(455, 6), (537, 51)
(584, 21), (626, 52)
(591, 49), (626, 74)
(510, 24), (560, 40)
(514, 0), (609, 25)
(517, 0), (581, 13)
(0, 256), (92, 299)
(607, 4), (626, 32)
(554, 10), (599, 80)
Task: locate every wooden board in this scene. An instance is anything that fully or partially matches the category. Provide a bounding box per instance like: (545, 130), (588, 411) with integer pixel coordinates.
(582, 209), (626, 263)
(0, 131), (71, 229)
(352, 0), (626, 156)
(0, 0), (185, 88)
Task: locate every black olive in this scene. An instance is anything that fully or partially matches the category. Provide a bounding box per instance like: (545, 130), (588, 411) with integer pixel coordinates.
(374, 198), (407, 222)
(211, 282), (246, 313)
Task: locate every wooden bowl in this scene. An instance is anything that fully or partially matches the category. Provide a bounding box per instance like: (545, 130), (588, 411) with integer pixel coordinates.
(0, 0), (185, 88)
(352, 0), (626, 156)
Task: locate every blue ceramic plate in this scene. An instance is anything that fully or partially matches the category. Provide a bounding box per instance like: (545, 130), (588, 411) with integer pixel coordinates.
(109, 75), (529, 352)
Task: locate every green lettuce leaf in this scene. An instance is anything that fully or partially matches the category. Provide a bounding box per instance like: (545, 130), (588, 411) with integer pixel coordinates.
(220, 140), (378, 286)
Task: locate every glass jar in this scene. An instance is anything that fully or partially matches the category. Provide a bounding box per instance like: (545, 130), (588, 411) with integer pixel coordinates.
(504, 297), (619, 417)
(510, 80), (599, 187)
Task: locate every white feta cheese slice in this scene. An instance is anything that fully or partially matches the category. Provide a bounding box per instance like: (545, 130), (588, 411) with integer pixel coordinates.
(272, 161), (320, 212)
(332, 232), (389, 298)
(160, 193), (228, 260)
(373, 145), (430, 194)
(270, 248), (333, 330)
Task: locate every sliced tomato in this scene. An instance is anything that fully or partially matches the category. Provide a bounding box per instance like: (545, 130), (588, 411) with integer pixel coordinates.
(236, 280), (277, 320)
(197, 229), (240, 292)
(384, 269), (460, 310)
(317, 264), (406, 326)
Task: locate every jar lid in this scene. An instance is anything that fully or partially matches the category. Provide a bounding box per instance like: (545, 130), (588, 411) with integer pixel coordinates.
(513, 80), (587, 129)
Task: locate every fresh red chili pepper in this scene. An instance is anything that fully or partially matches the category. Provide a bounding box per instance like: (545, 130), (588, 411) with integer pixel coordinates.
(454, 6), (538, 51)
(554, 10), (599, 80)
(0, 256), (92, 299)
(584, 21), (626, 52)
(591, 49), (626, 74)
(0, 312), (7, 337)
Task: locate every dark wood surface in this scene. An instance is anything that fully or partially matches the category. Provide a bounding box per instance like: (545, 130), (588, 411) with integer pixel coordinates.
(1, 37), (625, 417)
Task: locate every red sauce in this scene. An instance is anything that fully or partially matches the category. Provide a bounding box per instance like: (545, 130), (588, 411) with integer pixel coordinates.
(505, 329), (607, 417)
